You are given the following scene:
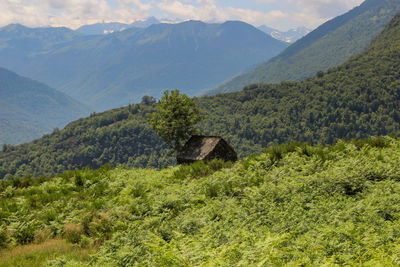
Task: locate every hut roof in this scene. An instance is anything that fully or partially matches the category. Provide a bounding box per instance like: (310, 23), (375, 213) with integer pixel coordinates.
(177, 135), (230, 162)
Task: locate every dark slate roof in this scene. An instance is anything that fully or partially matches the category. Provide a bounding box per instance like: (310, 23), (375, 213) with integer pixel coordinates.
(177, 136), (223, 161)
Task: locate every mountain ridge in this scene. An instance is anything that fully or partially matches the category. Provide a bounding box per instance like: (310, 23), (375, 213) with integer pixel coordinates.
(0, 67), (91, 145)
(210, 0), (400, 95)
(0, 20), (287, 111)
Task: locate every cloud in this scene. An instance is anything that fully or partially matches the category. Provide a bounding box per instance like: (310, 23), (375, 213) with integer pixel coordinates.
(0, 0), (151, 29)
(225, 8), (288, 26)
(157, 0), (287, 26)
(253, 0), (276, 3)
(157, 0), (230, 22)
(0, 0), (365, 30)
(286, 0), (364, 19)
(157, 0), (363, 30)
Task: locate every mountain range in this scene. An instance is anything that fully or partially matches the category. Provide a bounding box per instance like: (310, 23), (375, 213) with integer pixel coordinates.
(75, 17), (161, 35)
(210, 0), (400, 94)
(76, 17), (310, 43)
(257, 25), (310, 43)
(0, 67), (91, 145)
(0, 20), (287, 111)
(1, 11), (400, 178)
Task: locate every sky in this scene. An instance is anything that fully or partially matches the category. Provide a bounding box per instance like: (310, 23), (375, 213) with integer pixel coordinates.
(1, 0), (365, 31)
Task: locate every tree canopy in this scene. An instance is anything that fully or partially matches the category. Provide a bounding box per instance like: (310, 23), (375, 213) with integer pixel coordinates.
(147, 90), (204, 152)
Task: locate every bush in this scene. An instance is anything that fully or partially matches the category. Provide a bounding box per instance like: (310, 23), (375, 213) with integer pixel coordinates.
(172, 159), (233, 180)
(207, 158), (233, 171)
(64, 224), (84, 244)
(0, 225), (9, 248)
(34, 228), (53, 244)
(80, 235), (94, 248)
(13, 222), (37, 245)
(81, 212), (113, 242)
(74, 172), (84, 187)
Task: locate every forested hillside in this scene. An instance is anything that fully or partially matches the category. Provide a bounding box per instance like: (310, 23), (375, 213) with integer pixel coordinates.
(2, 137), (400, 265)
(1, 13), (400, 179)
(211, 0), (400, 94)
(0, 67), (91, 145)
(0, 21), (287, 111)
(0, 104), (171, 179)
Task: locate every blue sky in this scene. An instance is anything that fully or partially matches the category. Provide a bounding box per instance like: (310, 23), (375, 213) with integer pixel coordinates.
(1, 0), (364, 31)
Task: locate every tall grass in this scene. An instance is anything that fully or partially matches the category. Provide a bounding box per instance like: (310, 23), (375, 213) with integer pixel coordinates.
(0, 239), (93, 267)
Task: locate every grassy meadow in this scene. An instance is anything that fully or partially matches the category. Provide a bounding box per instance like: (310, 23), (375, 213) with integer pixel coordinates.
(1, 137), (400, 265)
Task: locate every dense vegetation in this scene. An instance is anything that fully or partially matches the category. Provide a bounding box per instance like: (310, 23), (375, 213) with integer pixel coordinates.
(0, 103), (173, 179)
(2, 137), (400, 265)
(2, 13), (400, 179)
(0, 21), (287, 111)
(211, 0), (400, 94)
(0, 67), (90, 145)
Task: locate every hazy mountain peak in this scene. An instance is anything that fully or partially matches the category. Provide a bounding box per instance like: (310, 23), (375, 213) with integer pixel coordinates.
(257, 25), (311, 43)
(76, 17), (162, 35)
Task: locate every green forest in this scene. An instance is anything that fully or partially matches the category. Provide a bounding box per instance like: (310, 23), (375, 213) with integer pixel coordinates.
(2, 137), (400, 266)
(2, 12), (400, 179)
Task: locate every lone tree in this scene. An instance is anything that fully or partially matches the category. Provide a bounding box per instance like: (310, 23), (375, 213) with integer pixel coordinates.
(147, 89), (204, 152)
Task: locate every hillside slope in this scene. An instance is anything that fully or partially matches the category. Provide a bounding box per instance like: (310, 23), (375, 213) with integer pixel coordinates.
(1, 13), (400, 179)
(2, 138), (400, 265)
(211, 0), (400, 94)
(0, 21), (287, 111)
(0, 67), (91, 145)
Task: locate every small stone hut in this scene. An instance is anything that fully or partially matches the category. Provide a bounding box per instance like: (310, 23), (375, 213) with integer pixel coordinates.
(177, 135), (237, 164)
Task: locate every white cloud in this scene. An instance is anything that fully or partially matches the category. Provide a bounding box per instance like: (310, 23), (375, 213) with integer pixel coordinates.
(286, 0), (364, 19)
(226, 8), (288, 26)
(157, 0), (230, 22)
(0, 0), (151, 29)
(253, 0), (276, 3)
(0, 0), (365, 30)
(157, 0), (287, 26)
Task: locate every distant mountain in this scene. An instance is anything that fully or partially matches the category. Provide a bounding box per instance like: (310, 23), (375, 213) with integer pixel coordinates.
(0, 24), (87, 76)
(76, 17), (161, 35)
(0, 20), (288, 111)
(2, 11), (400, 178)
(130, 17), (161, 28)
(76, 22), (131, 35)
(257, 25), (310, 43)
(210, 0), (400, 94)
(0, 67), (91, 145)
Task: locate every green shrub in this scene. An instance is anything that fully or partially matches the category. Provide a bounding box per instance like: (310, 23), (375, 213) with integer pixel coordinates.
(64, 224), (84, 244)
(172, 159), (232, 180)
(74, 172), (84, 187)
(0, 225), (10, 248)
(34, 228), (53, 244)
(13, 222), (37, 245)
(265, 142), (305, 163)
(81, 212), (113, 242)
(351, 136), (390, 149)
(79, 235), (94, 248)
(207, 158), (233, 171)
